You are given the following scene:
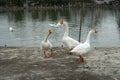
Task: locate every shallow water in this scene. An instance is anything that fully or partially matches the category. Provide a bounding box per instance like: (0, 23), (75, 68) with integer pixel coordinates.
(0, 8), (120, 47)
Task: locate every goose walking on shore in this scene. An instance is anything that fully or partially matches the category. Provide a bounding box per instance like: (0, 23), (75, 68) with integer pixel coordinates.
(41, 30), (54, 58)
(49, 20), (80, 54)
(60, 20), (80, 53)
(70, 29), (96, 62)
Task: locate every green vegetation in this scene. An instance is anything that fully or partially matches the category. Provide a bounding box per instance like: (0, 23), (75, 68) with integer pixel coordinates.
(0, 0), (93, 7)
(0, 0), (25, 6)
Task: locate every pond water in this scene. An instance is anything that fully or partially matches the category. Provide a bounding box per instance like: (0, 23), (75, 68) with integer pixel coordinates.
(0, 8), (120, 47)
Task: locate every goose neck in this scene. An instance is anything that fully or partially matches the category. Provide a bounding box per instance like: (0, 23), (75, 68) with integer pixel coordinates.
(63, 22), (69, 37)
(85, 30), (92, 43)
(45, 34), (50, 42)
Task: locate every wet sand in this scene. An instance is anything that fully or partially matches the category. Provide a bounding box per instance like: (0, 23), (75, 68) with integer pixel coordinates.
(0, 47), (120, 80)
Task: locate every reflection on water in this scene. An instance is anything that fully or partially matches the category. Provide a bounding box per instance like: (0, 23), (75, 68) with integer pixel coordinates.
(0, 8), (120, 47)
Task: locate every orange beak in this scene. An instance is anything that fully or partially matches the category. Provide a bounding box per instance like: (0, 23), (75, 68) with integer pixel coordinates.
(60, 19), (64, 24)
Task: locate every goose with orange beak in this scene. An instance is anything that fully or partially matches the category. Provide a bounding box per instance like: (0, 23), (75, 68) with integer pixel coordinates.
(49, 20), (80, 54)
(60, 20), (80, 54)
(41, 29), (54, 58)
(70, 29), (97, 62)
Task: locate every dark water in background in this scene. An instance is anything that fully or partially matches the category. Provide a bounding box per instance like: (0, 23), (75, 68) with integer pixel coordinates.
(0, 8), (120, 47)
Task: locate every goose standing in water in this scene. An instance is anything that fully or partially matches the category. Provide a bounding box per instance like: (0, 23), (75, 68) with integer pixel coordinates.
(41, 29), (54, 58)
(70, 29), (96, 62)
(9, 27), (13, 32)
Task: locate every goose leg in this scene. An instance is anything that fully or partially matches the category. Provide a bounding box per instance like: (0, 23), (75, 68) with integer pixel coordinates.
(79, 55), (85, 62)
(49, 49), (54, 58)
(67, 48), (73, 55)
(43, 51), (48, 58)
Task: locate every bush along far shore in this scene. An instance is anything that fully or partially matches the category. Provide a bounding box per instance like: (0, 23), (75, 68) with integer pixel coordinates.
(0, 3), (120, 11)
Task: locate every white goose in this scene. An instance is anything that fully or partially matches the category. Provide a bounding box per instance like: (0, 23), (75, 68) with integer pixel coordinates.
(60, 20), (80, 52)
(41, 29), (54, 58)
(70, 29), (96, 62)
(9, 27), (13, 32)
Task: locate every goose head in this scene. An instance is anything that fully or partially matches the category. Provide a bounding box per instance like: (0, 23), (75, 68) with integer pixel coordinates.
(93, 28), (97, 33)
(60, 19), (64, 25)
(49, 21), (61, 28)
(89, 29), (97, 34)
(94, 28), (97, 33)
(48, 29), (52, 35)
(49, 19), (65, 28)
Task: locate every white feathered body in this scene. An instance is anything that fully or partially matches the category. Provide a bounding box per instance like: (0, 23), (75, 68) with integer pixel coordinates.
(62, 21), (80, 50)
(70, 42), (90, 55)
(70, 30), (94, 56)
(41, 40), (52, 51)
(62, 36), (80, 50)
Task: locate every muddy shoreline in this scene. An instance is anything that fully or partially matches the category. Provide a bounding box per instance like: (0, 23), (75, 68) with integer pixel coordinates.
(0, 47), (120, 80)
